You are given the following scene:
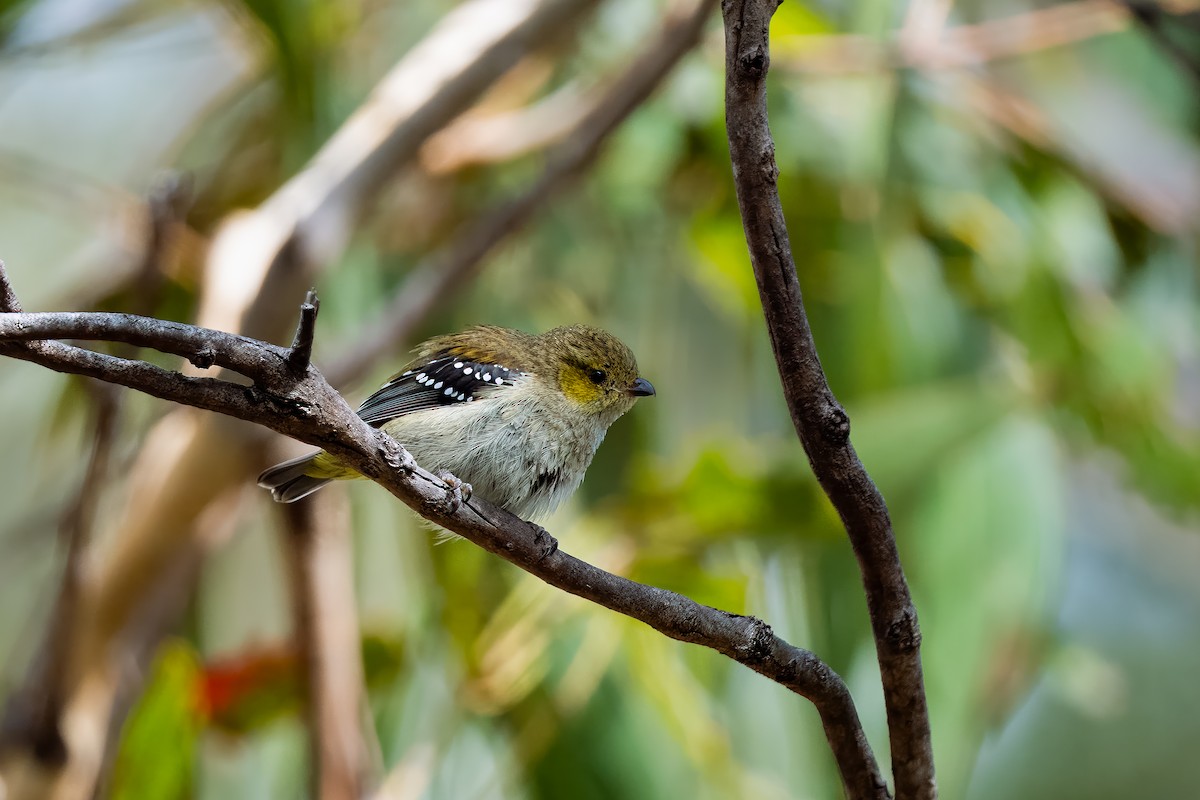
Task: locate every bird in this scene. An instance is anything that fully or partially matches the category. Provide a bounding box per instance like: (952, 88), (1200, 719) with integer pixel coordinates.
(257, 324), (655, 520)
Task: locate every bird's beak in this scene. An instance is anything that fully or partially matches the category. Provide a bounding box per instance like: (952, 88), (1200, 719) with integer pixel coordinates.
(626, 377), (655, 397)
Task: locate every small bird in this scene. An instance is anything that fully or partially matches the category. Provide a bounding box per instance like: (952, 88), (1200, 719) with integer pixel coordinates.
(258, 324), (655, 519)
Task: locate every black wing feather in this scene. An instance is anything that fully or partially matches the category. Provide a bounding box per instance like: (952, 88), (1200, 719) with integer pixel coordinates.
(356, 356), (520, 427)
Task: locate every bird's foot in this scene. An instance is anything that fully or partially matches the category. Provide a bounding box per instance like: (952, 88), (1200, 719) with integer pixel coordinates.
(531, 524), (558, 562)
(436, 471), (472, 514)
(380, 437), (416, 475)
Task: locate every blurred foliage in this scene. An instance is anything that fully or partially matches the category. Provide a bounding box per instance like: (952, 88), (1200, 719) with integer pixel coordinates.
(197, 633), (404, 734)
(108, 642), (201, 800)
(1, 0), (1199, 798)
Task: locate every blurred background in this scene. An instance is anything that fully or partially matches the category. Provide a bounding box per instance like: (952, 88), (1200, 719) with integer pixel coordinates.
(0, 0), (1198, 797)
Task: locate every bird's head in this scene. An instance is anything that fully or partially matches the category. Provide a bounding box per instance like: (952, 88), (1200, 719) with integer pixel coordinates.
(534, 325), (654, 422)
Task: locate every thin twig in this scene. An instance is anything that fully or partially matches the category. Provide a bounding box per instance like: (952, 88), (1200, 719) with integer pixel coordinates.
(0, 293), (878, 792)
(0, 260), (22, 312)
(0, 312), (297, 386)
(326, 0), (720, 388)
(722, 0), (933, 797)
(288, 290), (320, 374)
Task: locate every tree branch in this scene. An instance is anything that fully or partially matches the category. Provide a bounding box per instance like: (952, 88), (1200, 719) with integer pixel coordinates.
(721, 0), (934, 798)
(288, 290), (320, 375)
(0, 312), (293, 384)
(0, 286), (879, 798)
(0, 260), (22, 312)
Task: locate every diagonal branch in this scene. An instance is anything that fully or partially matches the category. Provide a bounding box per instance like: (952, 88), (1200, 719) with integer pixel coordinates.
(722, 0), (934, 798)
(0, 288), (880, 799)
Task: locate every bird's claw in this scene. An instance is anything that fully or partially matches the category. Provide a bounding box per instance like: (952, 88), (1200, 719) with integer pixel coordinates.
(532, 524), (558, 562)
(436, 471), (472, 514)
(381, 437), (415, 475)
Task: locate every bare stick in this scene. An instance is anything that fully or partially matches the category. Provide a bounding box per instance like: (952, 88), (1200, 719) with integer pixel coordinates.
(722, 0), (934, 797)
(288, 290), (321, 375)
(0, 304), (880, 795)
(0, 260), (21, 312)
(0, 312), (297, 384)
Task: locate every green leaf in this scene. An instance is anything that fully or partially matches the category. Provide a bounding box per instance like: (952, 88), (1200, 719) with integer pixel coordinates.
(108, 641), (202, 800)
(910, 415), (1064, 798)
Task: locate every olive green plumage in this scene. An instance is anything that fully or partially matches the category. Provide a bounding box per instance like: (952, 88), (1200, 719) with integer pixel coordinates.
(257, 324), (654, 518)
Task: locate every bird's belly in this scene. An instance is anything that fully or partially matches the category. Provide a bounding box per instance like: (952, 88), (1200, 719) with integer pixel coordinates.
(380, 397), (600, 520)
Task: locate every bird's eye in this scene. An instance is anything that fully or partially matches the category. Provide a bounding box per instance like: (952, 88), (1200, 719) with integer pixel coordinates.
(587, 368), (607, 385)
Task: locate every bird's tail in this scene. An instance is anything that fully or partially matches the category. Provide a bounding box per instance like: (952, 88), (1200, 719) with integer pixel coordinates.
(257, 452), (333, 503)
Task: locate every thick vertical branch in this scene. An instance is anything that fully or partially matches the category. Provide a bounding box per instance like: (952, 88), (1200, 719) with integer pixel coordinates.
(721, 1), (936, 798)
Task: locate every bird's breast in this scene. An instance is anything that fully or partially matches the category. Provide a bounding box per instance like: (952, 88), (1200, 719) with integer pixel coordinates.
(380, 381), (608, 519)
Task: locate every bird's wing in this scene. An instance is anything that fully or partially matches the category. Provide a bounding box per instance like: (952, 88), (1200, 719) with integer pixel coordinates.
(355, 355), (522, 427)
